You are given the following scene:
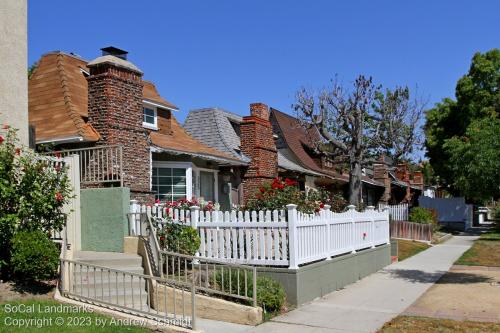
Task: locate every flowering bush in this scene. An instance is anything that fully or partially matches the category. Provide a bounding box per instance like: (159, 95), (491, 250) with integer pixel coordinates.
(153, 197), (219, 213)
(246, 178), (347, 214)
(0, 127), (72, 275)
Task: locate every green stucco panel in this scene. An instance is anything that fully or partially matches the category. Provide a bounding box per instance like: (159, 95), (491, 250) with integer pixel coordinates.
(258, 244), (391, 306)
(81, 187), (130, 252)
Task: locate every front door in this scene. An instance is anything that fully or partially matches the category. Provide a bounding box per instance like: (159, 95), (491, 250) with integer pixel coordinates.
(199, 171), (215, 202)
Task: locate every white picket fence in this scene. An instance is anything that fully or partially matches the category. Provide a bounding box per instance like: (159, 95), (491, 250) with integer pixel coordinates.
(130, 202), (390, 269)
(379, 203), (409, 221)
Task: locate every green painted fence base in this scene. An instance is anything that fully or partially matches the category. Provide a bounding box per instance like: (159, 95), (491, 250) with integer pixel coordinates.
(81, 187), (130, 252)
(257, 244), (391, 306)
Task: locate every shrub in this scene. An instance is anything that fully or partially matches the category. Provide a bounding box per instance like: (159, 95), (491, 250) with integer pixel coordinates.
(246, 177), (346, 214)
(1, 127), (71, 276)
(158, 222), (200, 256)
(10, 230), (59, 281)
(214, 270), (286, 313)
(409, 207), (434, 224)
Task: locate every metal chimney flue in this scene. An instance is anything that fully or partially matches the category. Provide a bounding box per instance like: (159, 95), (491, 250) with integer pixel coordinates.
(101, 46), (128, 60)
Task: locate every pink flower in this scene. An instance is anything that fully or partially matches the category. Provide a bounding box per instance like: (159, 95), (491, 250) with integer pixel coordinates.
(55, 192), (64, 202)
(2, 124), (10, 130)
(155, 199), (161, 204)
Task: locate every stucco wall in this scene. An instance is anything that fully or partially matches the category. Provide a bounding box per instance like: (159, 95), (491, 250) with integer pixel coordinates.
(0, 0), (28, 145)
(258, 244), (391, 306)
(81, 188), (130, 252)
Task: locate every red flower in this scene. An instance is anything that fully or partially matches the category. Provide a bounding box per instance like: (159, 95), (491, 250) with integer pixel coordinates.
(319, 203), (325, 209)
(0, 136), (4, 144)
(146, 203), (152, 207)
(285, 178), (298, 186)
(159, 236), (165, 241)
(273, 177), (280, 183)
(55, 192), (64, 202)
(166, 207), (170, 214)
(55, 152), (61, 158)
(271, 182), (280, 190)
(15, 148), (21, 155)
(155, 199), (161, 204)
(278, 184), (285, 190)
(259, 187), (266, 193)
(256, 194), (263, 200)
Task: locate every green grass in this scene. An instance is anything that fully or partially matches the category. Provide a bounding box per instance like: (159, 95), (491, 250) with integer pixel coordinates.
(455, 232), (500, 267)
(0, 299), (151, 332)
(378, 315), (500, 333)
(397, 239), (431, 261)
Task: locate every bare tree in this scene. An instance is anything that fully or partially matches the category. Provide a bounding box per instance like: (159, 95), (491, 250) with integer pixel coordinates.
(294, 75), (423, 206)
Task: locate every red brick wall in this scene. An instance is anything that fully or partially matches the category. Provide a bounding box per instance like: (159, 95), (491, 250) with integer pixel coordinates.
(240, 103), (278, 204)
(373, 163), (391, 203)
(87, 62), (152, 202)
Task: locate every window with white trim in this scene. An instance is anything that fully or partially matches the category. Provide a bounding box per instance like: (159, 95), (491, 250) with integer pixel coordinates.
(143, 106), (157, 129)
(152, 162), (192, 201)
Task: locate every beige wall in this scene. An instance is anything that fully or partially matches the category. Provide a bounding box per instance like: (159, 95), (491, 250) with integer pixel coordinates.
(0, 0), (28, 146)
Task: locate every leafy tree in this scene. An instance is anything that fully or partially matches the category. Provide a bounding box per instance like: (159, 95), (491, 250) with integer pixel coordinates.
(294, 76), (423, 206)
(425, 49), (499, 195)
(443, 118), (500, 203)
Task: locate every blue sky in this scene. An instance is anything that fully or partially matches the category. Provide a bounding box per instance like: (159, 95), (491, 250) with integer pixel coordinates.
(29, 1), (499, 126)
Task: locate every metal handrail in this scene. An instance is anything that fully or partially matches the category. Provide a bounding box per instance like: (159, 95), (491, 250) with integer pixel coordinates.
(59, 258), (196, 330)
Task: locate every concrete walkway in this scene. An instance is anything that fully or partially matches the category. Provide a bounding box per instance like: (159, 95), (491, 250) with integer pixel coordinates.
(243, 235), (478, 333)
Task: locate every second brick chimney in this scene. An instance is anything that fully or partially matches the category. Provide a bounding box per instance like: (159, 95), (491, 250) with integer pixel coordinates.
(240, 103), (278, 204)
(373, 159), (391, 204)
(87, 47), (151, 201)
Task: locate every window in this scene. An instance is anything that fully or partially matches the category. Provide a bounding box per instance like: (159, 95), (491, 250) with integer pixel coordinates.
(151, 163), (191, 202)
(143, 106), (157, 129)
(151, 162), (218, 202)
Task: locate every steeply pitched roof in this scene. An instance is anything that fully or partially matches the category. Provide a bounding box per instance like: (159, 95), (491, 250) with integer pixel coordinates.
(184, 108), (250, 163)
(271, 108), (337, 177)
(29, 52), (100, 142)
(29, 51), (178, 143)
(143, 81), (178, 110)
(150, 116), (244, 165)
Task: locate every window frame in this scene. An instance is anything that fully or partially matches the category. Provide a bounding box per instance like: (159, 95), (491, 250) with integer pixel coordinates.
(151, 161), (192, 202)
(142, 104), (158, 130)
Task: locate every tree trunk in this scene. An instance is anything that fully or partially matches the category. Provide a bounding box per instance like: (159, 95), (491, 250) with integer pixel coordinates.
(348, 159), (362, 207)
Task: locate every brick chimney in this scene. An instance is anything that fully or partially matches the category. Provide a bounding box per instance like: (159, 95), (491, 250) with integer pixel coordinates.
(240, 103), (278, 204)
(396, 163), (411, 202)
(373, 161), (391, 204)
(412, 171), (424, 190)
(87, 47), (151, 201)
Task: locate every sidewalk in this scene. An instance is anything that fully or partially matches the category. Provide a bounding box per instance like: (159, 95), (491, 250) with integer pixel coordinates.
(245, 235), (478, 333)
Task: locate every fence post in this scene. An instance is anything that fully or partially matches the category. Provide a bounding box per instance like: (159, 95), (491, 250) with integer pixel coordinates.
(324, 205), (331, 260)
(287, 204), (299, 269)
(347, 205), (356, 253)
(367, 206), (375, 248)
(130, 199), (139, 235)
(384, 207), (391, 244)
(190, 206), (200, 264)
(191, 282), (196, 330)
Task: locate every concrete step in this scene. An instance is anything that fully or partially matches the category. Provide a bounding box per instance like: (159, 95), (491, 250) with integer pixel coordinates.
(74, 251), (143, 268)
(72, 266), (145, 278)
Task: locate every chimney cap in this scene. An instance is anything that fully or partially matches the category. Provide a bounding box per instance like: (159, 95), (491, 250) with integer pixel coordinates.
(101, 46), (128, 60)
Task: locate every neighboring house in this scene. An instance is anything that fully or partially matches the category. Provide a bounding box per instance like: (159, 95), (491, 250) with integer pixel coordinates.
(270, 108), (385, 206)
(185, 105), (386, 206)
(372, 157), (424, 205)
(184, 106), (323, 205)
(28, 47), (244, 203)
(0, 0), (28, 146)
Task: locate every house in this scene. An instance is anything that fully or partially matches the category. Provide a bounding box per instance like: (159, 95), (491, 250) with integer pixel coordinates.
(184, 106), (324, 206)
(28, 47), (245, 203)
(185, 105), (387, 206)
(0, 0), (28, 146)
(372, 157), (424, 205)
